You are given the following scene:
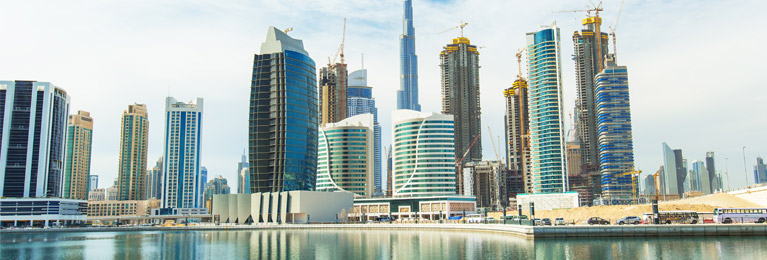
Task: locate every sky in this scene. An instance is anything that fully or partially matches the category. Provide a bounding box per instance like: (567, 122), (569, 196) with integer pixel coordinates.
(0, 0), (765, 192)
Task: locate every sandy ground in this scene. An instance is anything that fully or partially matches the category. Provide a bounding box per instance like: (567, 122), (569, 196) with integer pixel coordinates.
(488, 193), (762, 224)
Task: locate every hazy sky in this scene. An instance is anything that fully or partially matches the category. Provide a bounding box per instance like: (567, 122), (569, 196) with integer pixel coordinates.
(0, 0), (764, 192)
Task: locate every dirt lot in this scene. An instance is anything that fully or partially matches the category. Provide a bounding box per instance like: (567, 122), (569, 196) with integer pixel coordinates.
(488, 193), (761, 224)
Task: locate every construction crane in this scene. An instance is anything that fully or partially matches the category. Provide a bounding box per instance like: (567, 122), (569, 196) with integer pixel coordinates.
(515, 47), (527, 80)
(615, 168), (642, 204)
(487, 126), (501, 163)
(328, 18), (347, 67)
(455, 133), (481, 195)
(608, 0), (625, 58)
(652, 166), (662, 202)
(283, 27), (293, 34)
(555, 1), (605, 71)
(438, 21), (469, 37)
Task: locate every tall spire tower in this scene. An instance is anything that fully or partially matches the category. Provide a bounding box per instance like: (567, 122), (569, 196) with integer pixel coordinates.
(397, 0), (421, 111)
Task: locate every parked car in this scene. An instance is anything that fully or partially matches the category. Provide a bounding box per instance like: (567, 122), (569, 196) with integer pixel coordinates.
(542, 218), (552, 226)
(587, 217), (610, 225)
(555, 218), (566, 226)
(487, 217), (496, 223)
(534, 218), (542, 226)
(617, 216), (642, 225)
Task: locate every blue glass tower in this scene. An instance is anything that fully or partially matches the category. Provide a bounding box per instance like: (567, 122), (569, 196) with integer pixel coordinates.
(397, 0), (421, 111)
(249, 26), (318, 192)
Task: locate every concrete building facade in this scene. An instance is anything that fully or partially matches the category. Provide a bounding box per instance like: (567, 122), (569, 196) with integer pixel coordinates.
(162, 97), (203, 209)
(249, 26), (318, 193)
(63, 111), (94, 200)
(463, 161), (507, 210)
(117, 104), (148, 201)
(88, 188), (105, 201)
(316, 114), (375, 198)
(504, 78), (531, 194)
(0, 198), (87, 227)
(212, 191), (353, 224)
(0, 80), (69, 198)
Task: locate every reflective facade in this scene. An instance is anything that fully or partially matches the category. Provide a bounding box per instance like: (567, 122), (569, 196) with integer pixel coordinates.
(63, 111), (93, 200)
(237, 149), (249, 194)
(0, 81), (69, 198)
(525, 24), (568, 193)
(346, 69), (382, 195)
(316, 114), (375, 198)
(162, 97), (203, 208)
(397, 0), (421, 111)
(145, 156), (163, 200)
(117, 104), (148, 201)
(595, 55), (635, 200)
(249, 27), (318, 192)
(392, 110), (456, 197)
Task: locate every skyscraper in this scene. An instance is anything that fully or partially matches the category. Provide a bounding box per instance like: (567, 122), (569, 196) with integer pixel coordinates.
(162, 97), (204, 208)
(146, 156), (163, 200)
(0, 80), (69, 198)
(63, 110), (94, 200)
(89, 175), (99, 191)
(392, 110), (456, 197)
(504, 76), (530, 193)
(440, 36), (482, 195)
(199, 166), (207, 205)
(661, 142), (685, 197)
(316, 114), (375, 198)
(691, 160), (711, 194)
(573, 15), (609, 179)
(754, 157), (767, 184)
(705, 152), (718, 191)
(319, 64), (347, 127)
(237, 149), (249, 194)
(347, 69), (382, 195)
(595, 54), (635, 201)
(397, 0), (421, 111)
(117, 104), (148, 201)
(249, 26), (318, 192)
(526, 23), (568, 193)
(203, 175), (230, 211)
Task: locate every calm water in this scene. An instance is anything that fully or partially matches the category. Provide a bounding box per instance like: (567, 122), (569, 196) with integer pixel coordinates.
(1, 229), (766, 259)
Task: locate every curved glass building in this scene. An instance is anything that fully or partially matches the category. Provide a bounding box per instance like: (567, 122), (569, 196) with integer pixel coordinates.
(526, 23), (568, 193)
(391, 110), (456, 197)
(316, 114), (375, 198)
(249, 26), (318, 192)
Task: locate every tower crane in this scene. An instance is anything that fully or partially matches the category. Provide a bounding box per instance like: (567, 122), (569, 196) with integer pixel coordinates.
(515, 47), (527, 80)
(438, 21), (469, 37)
(608, 0), (625, 59)
(283, 28), (293, 34)
(487, 126), (502, 163)
(614, 168), (641, 204)
(555, 1), (605, 71)
(328, 18), (347, 67)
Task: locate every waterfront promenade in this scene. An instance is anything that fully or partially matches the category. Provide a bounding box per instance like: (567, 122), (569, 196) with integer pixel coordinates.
(3, 223), (766, 239)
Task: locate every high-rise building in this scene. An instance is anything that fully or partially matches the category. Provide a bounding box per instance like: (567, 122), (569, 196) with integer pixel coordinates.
(705, 152), (718, 191)
(316, 114), (375, 198)
(691, 160), (711, 194)
(391, 110), (456, 197)
(319, 64), (347, 127)
(440, 36), (482, 195)
(755, 157), (767, 185)
(642, 174), (656, 196)
(89, 175), (99, 191)
(661, 142), (685, 197)
(0, 81), (69, 198)
(162, 97), (204, 209)
(63, 111), (94, 200)
(146, 156), (163, 200)
(594, 54), (635, 201)
(504, 77), (530, 194)
(463, 161), (507, 210)
(107, 185), (119, 201)
(203, 175), (230, 209)
(117, 104), (148, 201)
(249, 26), (318, 192)
(199, 166), (207, 205)
(526, 23), (568, 193)
(237, 149), (249, 194)
(572, 15), (609, 181)
(88, 188), (105, 201)
(347, 69), (382, 196)
(397, 0), (421, 111)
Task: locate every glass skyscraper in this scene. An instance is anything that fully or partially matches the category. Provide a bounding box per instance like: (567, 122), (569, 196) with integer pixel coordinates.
(0, 80), (69, 198)
(347, 69), (382, 196)
(249, 26), (318, 192)
(526, 24), (568, 193)
(397, 0), (421, 111)
(162, 97), (204, 208)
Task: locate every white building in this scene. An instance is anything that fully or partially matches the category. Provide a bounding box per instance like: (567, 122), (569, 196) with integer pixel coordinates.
(211, 191), (354, 224)
(317, 114), (375, 198)
(162, 97), (204, 209)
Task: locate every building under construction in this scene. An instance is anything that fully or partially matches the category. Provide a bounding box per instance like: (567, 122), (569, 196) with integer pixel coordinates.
(319, 64), (347, 127)
(504, 51), (531, 194)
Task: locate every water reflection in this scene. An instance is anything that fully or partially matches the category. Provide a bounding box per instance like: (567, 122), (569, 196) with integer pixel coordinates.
(1, 230), (766, 259)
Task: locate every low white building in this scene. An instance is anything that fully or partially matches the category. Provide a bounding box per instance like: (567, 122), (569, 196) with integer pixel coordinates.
(0, 198), (87, 227)
(516, 192), (579, 214)
(212, 191), (354, 224)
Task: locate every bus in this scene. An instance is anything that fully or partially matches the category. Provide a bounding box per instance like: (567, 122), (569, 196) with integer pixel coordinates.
(713, 208), (767, 224)
(642, 211), (699, 224)
(466, 214), (484, 223)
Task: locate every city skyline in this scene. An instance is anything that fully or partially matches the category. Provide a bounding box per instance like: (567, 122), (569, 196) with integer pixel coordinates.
(0, 0), (764, 192)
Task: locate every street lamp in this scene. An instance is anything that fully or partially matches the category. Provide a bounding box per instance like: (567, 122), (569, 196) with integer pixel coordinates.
(743, 146), (750, 189)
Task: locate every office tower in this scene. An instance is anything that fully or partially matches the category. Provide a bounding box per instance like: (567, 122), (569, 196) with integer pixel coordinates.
(661, 142), (686, 197)
(162, 97), (204, 208)
(504, 77), (530, 193)
(63, 111), (94, 200)
(573, 15), (609, 181)
(316, 114), (375, 198)
(146, 157), (163, 200)
(117, 104), (148, 201)
(705, 152), (718, 191)
(391, 110), (456, 197)
(89, 175), (99, 191)
(464, 161), (507, 210)
(203, 175), (230, 208)
(397, 0), (421, 111)
(594, 54), (635, 201)
(440, 34), (483, 169)
(691, 160), (711, 194)
(237, 149), (249, 194)
(755, 157), (767, 184)
(319, 64), (347, 127)
(0, 81), (69, 198)
(199, 166), (207, 205)
(249, 26), (318, 192)
(642, 174), (656, 196)
(526, 23), (568, 193)
(347, 69), (382, 196)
